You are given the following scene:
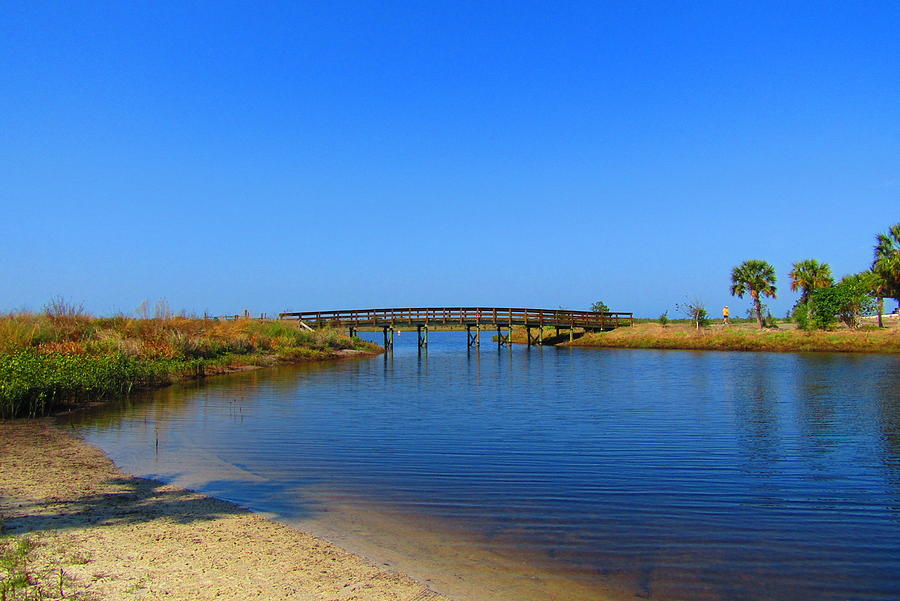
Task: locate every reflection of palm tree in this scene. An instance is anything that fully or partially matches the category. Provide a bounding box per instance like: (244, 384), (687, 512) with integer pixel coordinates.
(730, 260), (777, 329)
(873, 223), (900, 319)
(789, 259), (833, 304)
(877, 367), (900, 498)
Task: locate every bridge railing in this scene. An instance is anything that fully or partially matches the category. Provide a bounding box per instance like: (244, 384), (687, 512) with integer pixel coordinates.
(278, 307), (632, 330)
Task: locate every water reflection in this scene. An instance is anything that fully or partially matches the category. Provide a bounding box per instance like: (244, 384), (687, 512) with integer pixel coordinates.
(732, 353), (782, 474)
(60, 337), (900, 601)
(875, 365), (900, 512)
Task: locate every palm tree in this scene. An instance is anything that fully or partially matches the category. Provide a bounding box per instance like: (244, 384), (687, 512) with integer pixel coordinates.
(873, 223), (900, 322)
(788, 259), (833, 304)
(866, 269), (890, 328)
(730, 259), (777, 329)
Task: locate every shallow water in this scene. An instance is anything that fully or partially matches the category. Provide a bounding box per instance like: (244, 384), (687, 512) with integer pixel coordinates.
(61, 333), (900, 601)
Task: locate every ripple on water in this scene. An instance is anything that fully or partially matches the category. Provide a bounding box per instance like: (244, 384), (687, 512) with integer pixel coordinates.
(61, 333), (900, 601)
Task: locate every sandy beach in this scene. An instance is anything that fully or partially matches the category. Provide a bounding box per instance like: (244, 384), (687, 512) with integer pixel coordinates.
(0, 419), (449, 601)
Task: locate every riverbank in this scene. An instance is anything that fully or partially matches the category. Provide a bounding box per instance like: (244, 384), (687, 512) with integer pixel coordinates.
(0, 419), (449, 601)
(511, 320), (900, 353)
(0, 313), (381, 418)
(573, 322), (900, 353)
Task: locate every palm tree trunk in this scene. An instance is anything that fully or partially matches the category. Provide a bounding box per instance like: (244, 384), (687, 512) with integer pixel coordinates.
(753, 293), (763, 329)
(877, 297), (884, 328)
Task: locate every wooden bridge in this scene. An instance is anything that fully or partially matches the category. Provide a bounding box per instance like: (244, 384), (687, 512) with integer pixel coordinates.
(278, 307), (633, 348)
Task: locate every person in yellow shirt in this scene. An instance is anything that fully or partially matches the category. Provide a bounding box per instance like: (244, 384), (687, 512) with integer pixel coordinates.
(722, 305), (730, 325)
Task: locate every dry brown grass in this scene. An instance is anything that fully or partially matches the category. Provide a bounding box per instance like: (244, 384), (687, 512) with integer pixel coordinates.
(0, 313), (381, 418)
(566, 322), (900, 353)
(0, 312), (377, 360)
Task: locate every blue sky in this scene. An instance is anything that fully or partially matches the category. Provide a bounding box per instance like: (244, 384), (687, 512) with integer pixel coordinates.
(2, 1), (898, 318)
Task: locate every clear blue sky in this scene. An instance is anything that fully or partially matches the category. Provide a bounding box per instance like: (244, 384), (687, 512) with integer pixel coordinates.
(2, 1), (898, 318)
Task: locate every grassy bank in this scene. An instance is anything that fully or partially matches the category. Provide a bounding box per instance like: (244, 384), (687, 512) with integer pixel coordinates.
(511, 322), (900, 354)
(0, 313), (380, 418)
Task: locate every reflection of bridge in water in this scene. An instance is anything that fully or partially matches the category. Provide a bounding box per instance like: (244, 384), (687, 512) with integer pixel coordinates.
(278, 307), (633, 348)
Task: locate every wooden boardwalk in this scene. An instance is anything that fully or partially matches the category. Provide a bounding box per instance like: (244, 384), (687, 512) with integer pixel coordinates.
(278, 307), (633, 348)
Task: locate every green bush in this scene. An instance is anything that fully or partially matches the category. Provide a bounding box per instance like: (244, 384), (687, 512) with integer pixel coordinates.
(809, 279), (876, 329)
(0, 352), (181, 418)
(792, 301), (811, 330)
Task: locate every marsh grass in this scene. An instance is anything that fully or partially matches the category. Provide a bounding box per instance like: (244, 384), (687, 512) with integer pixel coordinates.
(0, 313), (380, 418)
(568, 323), (900, 353)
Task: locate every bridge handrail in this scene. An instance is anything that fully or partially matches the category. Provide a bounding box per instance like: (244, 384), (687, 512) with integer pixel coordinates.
(278, 307), (632, 329)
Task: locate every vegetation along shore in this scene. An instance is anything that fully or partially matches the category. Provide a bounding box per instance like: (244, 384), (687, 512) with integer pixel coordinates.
(575, 320), (899, 353)
(544, 221), (900, 354)
(510, 320), (900, 354)
(0, 304), (380, 419)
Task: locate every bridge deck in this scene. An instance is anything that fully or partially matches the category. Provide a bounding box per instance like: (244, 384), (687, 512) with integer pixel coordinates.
(278, 307), (632, 331)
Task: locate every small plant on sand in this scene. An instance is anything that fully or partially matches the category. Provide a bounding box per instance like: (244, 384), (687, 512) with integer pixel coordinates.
(0, 534), (91, 600)
(676, 299), (708, 330)
(0, 536), (34, 600)
(658, 312), (669, 327)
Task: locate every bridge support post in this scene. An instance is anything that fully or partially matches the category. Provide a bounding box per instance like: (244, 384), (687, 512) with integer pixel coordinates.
(417, 325), (428, 348)
(349, 327), (357, 339)
(496, 325), (513, 347)
(382, 326), (394, 351)
(467, 325), (480, 348)
(526, 326), (544, 346)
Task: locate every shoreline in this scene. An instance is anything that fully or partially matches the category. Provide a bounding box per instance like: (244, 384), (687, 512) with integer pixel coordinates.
(43, 360), (626, 601)
(55, 348), (384, 415)
(0, 418), (450, 601)
(0, 313), (384, 419)
(511, 322), (900, 354)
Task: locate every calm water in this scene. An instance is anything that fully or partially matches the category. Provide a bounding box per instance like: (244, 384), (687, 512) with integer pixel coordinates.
(61, 333), (900, 601)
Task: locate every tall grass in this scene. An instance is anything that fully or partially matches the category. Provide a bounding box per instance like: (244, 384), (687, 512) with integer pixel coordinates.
(568, 323), (900, 354)
(0, 312), (379, 418)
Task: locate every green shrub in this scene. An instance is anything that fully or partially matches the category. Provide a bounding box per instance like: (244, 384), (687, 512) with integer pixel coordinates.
(793, 301), (811, 330)
(0, 352), (184, 418)
(809, 280), (876, 329)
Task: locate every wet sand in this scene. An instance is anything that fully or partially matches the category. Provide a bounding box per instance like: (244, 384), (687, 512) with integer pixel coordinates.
(291, 494), (633, 601)
(0, 419), (449, 601)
